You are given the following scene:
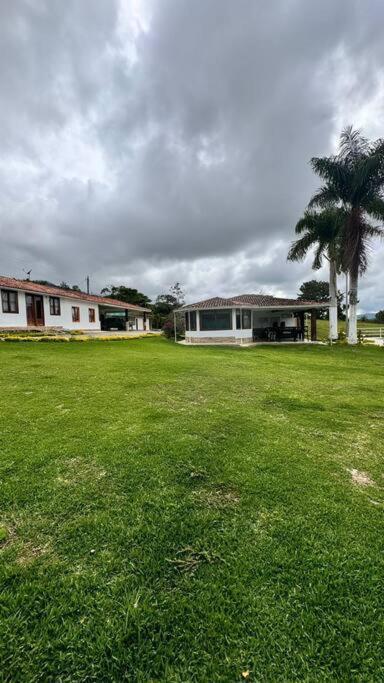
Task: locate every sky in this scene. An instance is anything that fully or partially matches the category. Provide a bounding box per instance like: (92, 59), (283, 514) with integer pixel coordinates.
(0, 0), (383, 310)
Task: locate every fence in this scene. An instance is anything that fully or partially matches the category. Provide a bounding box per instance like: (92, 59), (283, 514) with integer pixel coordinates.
(358, 326), (383, 339)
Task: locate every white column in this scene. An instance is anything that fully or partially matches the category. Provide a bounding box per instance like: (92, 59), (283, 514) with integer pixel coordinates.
(196, 310), (200, 331)
(232, 308), (237, 331)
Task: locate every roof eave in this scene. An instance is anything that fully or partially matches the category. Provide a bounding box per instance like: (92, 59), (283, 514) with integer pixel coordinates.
(177, 303), (329, 312)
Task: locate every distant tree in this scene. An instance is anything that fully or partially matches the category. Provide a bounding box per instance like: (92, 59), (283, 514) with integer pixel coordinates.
(152, 283), (185, 330)
(309, 126), (384, 344)
(375, 310), (384, 323)
(31, 279), (59, 288)
(57, 281), (82, 292)
(297, 280), (343, 319)
(100, 286), (151, 308)
(169, 282), (185, 305)
(288, 207), (345, 339)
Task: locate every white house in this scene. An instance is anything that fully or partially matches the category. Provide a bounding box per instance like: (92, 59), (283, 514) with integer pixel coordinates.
(178, 294), (329, 344)
(0, 276), (151, 332)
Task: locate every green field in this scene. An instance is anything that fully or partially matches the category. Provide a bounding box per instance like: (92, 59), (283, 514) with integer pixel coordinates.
(316, 318), (383, 339)
(1, 338), (383, 681)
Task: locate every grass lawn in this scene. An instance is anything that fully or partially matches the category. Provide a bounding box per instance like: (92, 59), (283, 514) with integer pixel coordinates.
(316, 318), (383, 339)
(1, 338), (383, 681)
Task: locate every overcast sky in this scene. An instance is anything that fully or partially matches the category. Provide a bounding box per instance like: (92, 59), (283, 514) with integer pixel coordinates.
(1, 0), (383, 309)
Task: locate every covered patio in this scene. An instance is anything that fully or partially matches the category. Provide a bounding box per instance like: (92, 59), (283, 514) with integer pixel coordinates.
(178, 294), (328, 345)
(98, 303), (150, 332)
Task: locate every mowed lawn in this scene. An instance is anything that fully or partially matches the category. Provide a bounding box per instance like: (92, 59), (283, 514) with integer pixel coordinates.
(1, 338), (383, 682)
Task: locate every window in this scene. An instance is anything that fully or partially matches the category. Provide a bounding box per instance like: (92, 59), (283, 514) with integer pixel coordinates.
(1, 289), (19, 313)
(200, 309), (232, 331)
(72, 306), (80, 322)
(89, 308), (95, 323)
(236, 309), (252, 329)
(49, 297), (61, 316)
(185, 311), (196, 331)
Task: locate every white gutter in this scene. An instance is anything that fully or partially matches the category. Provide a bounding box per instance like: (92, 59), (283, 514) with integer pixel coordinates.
(176, 303), (330, 313)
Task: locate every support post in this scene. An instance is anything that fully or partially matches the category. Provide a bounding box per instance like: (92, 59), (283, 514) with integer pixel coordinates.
(174, 311), (177, 343)
(299, 311), (305, 340)
(310, 311), (317, 341)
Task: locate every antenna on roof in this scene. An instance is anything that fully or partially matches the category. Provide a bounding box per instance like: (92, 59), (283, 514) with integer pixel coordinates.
(23, 268), (32, 280)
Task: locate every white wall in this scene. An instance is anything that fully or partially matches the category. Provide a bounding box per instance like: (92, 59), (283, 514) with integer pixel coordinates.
(0, 288), (100, 330)
(0, 290), (28, 327)
(126, 314), (146, 331)
(44, 296), (100, 330)
(252, 312), (297, 327)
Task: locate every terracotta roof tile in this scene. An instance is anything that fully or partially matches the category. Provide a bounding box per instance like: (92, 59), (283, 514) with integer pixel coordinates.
(179, 293), (327, 310)
(0, 276), (151, 312)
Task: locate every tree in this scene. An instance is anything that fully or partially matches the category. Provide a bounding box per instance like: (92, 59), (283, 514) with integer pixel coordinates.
(152, 283), (185, 330)
(100, 286), (151, 308)
(31, 279), (59, 287)
(375, 310), (384, 323)
(169, 282), (185, 306)
(58, 281), (81, 291)
(288, 208), (345, 339)
(309, 126), (384, 344)
(297, 280), (343, 320)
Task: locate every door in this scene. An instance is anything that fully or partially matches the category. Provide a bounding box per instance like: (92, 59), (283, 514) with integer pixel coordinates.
(26, 294), (45, 326)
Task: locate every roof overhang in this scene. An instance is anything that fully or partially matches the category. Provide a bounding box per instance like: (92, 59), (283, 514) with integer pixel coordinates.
(177, 303), (329, 313)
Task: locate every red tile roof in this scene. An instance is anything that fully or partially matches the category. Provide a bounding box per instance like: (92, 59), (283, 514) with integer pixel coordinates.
(0, 276), (151, 312)
(179, 293), (328, 310)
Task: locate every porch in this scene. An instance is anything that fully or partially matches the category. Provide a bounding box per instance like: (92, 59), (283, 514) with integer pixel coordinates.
(182, 306), (319, 344)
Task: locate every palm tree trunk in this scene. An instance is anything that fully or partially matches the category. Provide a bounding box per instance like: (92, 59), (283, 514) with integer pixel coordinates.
(347, 271), (358, 344)
(345, 272), (349, 338)
(328, 258), (338, 340)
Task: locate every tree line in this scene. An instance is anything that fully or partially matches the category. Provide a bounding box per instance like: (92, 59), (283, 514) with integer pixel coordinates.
(288, 126), (384, 344)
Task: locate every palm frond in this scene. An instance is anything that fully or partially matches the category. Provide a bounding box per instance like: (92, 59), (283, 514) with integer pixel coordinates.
(287, 233), (316, 262)
(365, 198), (384, 222)
(310, 158), (351, 203)
(338, 125), (369, 161)
(312, 242), (327, 270)
(308, 186), (339, 209)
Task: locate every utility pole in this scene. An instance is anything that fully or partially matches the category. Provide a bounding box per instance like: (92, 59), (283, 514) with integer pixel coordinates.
(86, 276), (90, 294)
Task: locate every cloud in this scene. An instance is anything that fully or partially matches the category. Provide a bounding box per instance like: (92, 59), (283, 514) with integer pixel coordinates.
(0, 0), (383, 309)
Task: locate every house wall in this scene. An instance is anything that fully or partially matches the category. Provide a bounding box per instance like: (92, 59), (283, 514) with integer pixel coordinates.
(44, 296), (100, 330)
(0, 288), (100, 330)
(184, 309), (299, 344)
(125, 314), (147, 331)
(0, 290), (28, 327)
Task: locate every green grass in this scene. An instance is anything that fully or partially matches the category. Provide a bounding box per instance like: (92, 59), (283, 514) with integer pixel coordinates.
(1, 338), (383, 681)
(317, 318), (383, 339)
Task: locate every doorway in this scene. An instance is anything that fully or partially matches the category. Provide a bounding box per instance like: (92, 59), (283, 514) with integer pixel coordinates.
(26, 294), (45, 326)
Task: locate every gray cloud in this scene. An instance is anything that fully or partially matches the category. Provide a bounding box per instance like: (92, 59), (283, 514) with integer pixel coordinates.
(0, 0), (383, 309)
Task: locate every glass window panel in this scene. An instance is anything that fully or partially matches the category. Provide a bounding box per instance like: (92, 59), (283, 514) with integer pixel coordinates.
(201, 309), (232, 331)
(242, 309), (251, 329)
(190, 311), (197, 331)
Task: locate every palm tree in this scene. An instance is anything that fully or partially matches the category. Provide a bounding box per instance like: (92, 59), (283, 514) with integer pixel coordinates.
(309, 126), (384, 344)
(288, 208), (345, 340)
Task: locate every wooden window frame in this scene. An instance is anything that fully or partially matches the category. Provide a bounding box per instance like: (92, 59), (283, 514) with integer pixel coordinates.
(72, 306), (80, 322)
(1, 289), (19, 314)
(88, 307), (96, 323)
(49, 296), (61, 316)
